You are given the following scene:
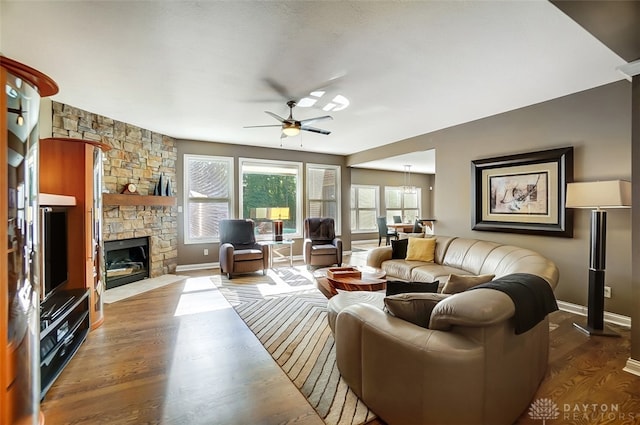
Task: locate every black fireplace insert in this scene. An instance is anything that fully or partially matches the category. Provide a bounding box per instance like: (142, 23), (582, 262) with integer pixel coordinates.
(104, 237), (150, 289)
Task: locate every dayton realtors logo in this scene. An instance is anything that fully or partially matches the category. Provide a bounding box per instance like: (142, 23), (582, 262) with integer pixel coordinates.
(529, 398), (637, 423)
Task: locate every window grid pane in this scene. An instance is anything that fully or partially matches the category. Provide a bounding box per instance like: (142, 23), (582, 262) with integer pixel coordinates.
(184, 155), (233, 244)
(188, 158), (230, 199)
(188, 201), (229, 240)
(351, 185), (379, 232)
(358, 187), (376, 208)
(358, 210), (377, 231)
(384, 186), (421, 224)
(307, 164), (340, 234)
(242, 159), (302, 238)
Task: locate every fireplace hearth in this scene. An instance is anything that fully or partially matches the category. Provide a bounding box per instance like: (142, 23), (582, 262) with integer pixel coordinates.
(105, 237), (150, 289)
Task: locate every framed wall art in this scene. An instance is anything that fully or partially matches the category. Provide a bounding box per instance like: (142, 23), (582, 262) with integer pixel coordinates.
(471, 147), (573, 237)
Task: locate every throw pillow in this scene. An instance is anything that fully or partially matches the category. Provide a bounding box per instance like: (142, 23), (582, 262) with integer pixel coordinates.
(384, 293), (450, 328)
(386, 280), (439, 296)
(441, 273), (496, 294)
(391, 238), (409, 259)
(405, 237), (436, 262)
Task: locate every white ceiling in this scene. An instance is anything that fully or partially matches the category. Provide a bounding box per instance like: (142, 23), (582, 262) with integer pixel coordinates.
(0, 1), (627, 174)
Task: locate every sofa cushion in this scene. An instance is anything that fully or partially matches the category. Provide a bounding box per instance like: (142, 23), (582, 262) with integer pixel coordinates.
(381, 259), (426, 281)
(442, 273), (495, 294)
(391, 238), (409, 259)
(311, 244), (337, 255)
(405, 237), (436, 262)
(233, 249), (265, 261)
(384, 293), (450, 328)
(385, 280), (439, 296)
(408, 265), (469, 290)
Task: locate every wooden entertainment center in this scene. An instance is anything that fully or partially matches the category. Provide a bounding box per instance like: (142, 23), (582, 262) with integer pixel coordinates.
(38, 137), (110, 399)
(2, 56), (109, 424)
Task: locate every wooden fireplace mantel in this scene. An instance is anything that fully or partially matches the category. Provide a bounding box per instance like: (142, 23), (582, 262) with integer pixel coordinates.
(103, 193), (177, 207)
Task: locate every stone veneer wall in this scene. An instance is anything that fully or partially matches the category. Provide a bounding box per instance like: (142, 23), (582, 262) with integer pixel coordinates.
(50, 101), (178, 276)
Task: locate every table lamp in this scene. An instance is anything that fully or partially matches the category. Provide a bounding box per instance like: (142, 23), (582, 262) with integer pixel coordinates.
(269, 207), (290, 241)
(565, 180), (631, 336)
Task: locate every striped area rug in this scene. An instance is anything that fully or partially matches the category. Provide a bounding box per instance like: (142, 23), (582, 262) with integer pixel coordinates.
(212, 267), (377, 425)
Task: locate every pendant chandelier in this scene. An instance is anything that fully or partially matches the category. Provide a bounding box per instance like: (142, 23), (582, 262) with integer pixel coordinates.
(403, 165), (416, 194)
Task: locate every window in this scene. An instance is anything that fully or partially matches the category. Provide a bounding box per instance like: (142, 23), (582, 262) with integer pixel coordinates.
(306, 164), (341, 233)
(240, 158), (302, 239)
(183, 155), (233, 244)
(385, 187), (421, 223)
(351, 185), (379, 232)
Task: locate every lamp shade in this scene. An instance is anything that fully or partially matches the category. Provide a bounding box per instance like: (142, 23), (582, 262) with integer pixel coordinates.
(268, 207), (290, 220)
(565, 180), (631, 209)
(250, 207), (268, 219)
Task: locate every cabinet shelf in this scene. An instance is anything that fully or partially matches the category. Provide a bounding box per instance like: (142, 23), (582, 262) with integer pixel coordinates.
(40, 289), (90, 399)
(103, 193), (177, 206)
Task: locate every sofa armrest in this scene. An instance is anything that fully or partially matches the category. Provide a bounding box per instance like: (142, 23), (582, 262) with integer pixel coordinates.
(366, 246), (392, 268)
(303, 239), (312, 264)
(219, 243), (235, 273)
(333, 237), (343, 265)
(429, 288), (515, 331)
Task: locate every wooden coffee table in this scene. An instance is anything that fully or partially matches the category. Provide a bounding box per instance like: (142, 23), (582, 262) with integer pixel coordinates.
(314, 266), (386, 298)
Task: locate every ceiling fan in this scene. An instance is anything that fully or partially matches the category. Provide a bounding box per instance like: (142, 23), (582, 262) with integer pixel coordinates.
(244, 100), (333, 137)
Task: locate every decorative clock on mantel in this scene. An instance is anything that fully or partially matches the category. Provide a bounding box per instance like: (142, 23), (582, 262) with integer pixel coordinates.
(121, 183), (138, 194)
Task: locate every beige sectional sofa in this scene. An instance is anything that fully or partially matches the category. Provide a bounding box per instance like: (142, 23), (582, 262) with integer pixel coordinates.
(328, 235), (559, 425)
(366, 235), (558, 291)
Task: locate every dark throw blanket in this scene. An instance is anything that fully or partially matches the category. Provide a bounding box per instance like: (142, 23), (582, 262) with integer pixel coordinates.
(470, 273), (558, 335)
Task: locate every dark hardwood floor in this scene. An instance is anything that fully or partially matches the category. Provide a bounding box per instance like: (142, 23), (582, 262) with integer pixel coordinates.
(41, 246), (640, 425)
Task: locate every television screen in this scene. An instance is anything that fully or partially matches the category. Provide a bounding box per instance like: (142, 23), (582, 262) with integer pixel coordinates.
(41, 208), (68, 300)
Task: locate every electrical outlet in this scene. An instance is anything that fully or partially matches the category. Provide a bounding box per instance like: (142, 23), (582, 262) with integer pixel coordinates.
(604, 286), (611, 298)
(204, 248), (209, 256)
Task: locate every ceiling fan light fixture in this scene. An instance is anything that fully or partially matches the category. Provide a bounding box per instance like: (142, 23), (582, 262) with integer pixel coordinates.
(282, 125), (300, 137)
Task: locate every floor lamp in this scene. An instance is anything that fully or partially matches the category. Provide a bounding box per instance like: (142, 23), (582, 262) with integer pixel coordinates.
(565, 180), (631, 337)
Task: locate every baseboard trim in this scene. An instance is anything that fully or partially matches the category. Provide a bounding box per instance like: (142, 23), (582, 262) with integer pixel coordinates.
(176, 262), (218, 272)
(557, 300), (631, 328)
(623, 358), (640, 377)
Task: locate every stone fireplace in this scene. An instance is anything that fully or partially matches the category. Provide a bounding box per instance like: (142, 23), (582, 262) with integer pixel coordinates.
(103, 203), (177, 278)
(50, 102), (179, 278)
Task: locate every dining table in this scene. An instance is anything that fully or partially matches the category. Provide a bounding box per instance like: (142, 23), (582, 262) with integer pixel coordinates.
(387, 223), (415, 232)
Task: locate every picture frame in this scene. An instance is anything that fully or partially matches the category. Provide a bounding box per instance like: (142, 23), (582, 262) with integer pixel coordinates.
(471, 147), (573, 237)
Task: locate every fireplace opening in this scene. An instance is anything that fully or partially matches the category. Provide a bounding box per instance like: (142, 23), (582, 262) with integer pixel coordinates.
(105, 237), (150, 289)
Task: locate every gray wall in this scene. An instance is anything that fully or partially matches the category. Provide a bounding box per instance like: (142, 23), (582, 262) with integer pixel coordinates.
(350, 80), (633, 317)
(175, 140), (350, 266)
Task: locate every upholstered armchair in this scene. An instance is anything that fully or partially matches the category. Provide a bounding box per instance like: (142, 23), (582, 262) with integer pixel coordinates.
(303, 217), (342, 268)
(219, 219), (268, 279)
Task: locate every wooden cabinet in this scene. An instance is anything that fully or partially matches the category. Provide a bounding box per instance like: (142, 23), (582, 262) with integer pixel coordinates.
(2, 56), (58, 425)
(40, 138), (110, 329)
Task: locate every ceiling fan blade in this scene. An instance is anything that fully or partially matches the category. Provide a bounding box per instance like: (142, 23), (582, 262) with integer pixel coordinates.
(299, 115), (333, 126)
(263, 78), (294, 100)
(265, 111), (286, 123)
(300, 125), (331, 135)
(244, 124), (282, 129)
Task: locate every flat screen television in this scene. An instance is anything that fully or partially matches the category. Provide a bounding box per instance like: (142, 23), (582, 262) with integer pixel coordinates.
(40, 207), (69, 301)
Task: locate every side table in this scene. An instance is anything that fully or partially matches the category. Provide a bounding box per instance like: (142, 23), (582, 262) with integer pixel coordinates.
(258, 239), (295, 268)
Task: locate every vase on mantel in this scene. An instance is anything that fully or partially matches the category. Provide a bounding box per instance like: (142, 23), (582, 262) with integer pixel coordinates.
(154, 173), (164, 196)
(164, 178), (172, 196)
